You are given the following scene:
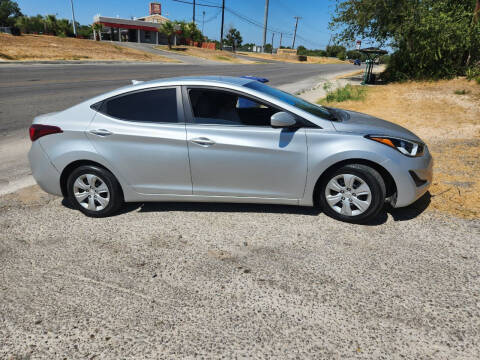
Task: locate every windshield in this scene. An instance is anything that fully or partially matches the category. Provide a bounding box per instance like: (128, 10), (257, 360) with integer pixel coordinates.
(244, 81), (334, 120)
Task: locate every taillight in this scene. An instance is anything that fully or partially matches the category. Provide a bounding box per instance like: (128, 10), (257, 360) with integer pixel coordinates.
(29, 124), (63, 141)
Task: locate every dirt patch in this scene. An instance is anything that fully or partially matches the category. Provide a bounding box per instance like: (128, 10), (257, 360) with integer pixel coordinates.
(321, 78), (480, 219)
(0, 34), (175, 62)
(155, 46), (256, 64)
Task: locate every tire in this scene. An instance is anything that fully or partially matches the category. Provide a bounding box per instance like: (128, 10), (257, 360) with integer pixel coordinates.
(319, 164), (386, 224)
(66, 165), (123, 218)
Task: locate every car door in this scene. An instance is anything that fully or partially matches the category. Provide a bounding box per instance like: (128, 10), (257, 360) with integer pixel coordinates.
(87, 86), (192, 195)
(183, 86), (308, 200)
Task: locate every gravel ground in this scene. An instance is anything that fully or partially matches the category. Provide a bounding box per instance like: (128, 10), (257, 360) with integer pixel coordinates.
(1, 188), (479, 359)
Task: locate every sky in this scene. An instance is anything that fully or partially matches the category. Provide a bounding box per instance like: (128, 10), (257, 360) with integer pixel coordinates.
(16, 0), (349, 49)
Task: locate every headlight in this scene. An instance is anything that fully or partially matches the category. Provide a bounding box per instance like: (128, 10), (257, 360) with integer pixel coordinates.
(366, 135), (425, 157)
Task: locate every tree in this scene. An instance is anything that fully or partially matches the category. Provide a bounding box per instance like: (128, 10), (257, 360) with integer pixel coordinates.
(44, 14), (58, 35)
(0, 0), (22, 27)
(264, 43), (272, 53)
(326, 44), (346, 58)
(330, 0), (480, 80)
(297, 45), (307, 55)
(183, 21), (203, 42)
(160, 21), (175, 49)
(224, 27), (242, 51)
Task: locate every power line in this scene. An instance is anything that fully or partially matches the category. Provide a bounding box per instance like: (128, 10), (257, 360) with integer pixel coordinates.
(171, 0), (222, 9)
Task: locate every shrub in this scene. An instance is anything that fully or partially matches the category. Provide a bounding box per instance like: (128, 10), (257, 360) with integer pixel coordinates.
(322, 84), (367, 103)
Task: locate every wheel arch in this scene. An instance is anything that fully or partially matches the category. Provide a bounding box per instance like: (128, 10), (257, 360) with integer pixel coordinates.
(312, 158), (397, 206)
(60, 160), (124, 200)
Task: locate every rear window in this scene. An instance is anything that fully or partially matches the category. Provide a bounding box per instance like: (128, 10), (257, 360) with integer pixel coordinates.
(99, 88), (178, 123)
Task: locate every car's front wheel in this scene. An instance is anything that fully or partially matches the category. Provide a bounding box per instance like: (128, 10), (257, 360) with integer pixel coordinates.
(66, 165), (123, 217)
(319, 164), (386, 223)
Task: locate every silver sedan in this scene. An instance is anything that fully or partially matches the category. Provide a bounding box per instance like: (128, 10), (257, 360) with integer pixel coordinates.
(28, 76), (432, 223)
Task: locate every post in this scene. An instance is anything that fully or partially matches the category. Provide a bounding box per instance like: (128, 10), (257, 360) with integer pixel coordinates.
(292, 16), (301, 49)
(110, 27), (114, 41)
(262, 0), (269, 52)
(118, 28), (121, 42)
(156, 31), (159, 45)
(279, 32), (282, 48)
(220, 0), (225, 50)
(202, 11), (205, 33)
(70, 0), (77, 37)
(93, 28), (96, 41)
(193, 0), (196, 23)
(271, 32), (274, 53)
(137, 29), (140, 43)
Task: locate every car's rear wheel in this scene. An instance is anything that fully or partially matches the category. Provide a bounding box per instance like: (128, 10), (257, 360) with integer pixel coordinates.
(319, 164), (386, 223)
(66, 165), (123, 217)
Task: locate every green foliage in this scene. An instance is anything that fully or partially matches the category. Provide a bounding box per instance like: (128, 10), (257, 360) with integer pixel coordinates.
(264, 43), (272, 53)
(160, 21), (175, 49)
(346, 50), (367, 61)
(337, 50), (346, 60)
(183, 21), (203, 42)
(224, 27), (242, 50)
(14, 13), (87, 37)
(326, 44), (346, 58)
(330, 0), (480, 80)
(0, 0), (22, 26)
(321, 84), (367, 103)
(297, 45), (307, 55)
(454, 89), (470, 95)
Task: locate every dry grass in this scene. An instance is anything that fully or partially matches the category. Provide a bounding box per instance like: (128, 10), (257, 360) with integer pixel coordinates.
(155, 45), (257, 64)
(0, 34), (176, 62)
(321, 78), (480, 219)
(237, 51), (347, 64)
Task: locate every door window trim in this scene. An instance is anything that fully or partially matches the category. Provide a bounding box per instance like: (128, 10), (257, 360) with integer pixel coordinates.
(91, 86), (186, 125)
(181, 85), (319, 128)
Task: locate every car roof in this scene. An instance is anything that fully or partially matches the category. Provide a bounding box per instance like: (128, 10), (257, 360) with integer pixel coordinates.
(137, 75), (254, 87)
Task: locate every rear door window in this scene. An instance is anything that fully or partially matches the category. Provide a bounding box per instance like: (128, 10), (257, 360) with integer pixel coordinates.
(100, 88), (178, 123)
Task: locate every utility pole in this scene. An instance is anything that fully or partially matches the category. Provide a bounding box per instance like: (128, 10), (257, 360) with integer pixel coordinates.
(202, 11), (205, 33)
(70, 0), (77, 36)
(262, 0), (269, 52)
(279, 32), (282, 48)
(292, 16), (301, 49)
(220, 0), (225, 50)
(271, 32), (274, 53)
(193, 0), (196, 23)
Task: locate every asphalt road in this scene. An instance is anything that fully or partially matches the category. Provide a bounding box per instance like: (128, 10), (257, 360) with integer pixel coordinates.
(0, 62), (352, 135)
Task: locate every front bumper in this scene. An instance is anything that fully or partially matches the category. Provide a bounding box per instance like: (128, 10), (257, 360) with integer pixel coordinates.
(385, 148), (433, 208)
(28, 141), (62, 196)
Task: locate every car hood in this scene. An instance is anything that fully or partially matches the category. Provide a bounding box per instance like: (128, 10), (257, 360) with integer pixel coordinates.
(330, 109), (422, 142)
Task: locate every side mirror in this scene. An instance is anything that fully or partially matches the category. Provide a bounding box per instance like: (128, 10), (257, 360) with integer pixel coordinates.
(270, 112), (297, 128)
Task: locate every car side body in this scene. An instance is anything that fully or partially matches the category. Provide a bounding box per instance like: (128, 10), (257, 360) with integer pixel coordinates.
(28, 76), (433, 221)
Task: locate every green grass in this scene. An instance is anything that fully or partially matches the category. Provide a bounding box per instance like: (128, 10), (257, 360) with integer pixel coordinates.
(215, 55), (233, 61)
(454, 89), (470, 95)
(320, 84), (368, 104)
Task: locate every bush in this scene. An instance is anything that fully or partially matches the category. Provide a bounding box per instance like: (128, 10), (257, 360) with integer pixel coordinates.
(337, 50), (346, 61)
(322, 84), (367, 103)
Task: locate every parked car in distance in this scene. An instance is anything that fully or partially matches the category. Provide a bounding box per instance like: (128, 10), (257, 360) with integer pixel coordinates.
(28, 76), (432, 223)
(353, 59), (362, 66)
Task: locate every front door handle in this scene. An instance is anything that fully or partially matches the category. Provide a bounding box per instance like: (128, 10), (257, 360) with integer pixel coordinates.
(190, 137), (215, 147)
(90, 129), (113, 137)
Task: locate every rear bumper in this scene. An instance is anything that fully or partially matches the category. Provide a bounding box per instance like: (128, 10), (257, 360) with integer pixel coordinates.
(28, 141), (62, 196)
(388, 148), (433, 208)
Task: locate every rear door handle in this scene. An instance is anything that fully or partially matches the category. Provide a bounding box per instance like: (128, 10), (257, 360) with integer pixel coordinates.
(89, 129), (113, 137)
(190, 137), (215, 147)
